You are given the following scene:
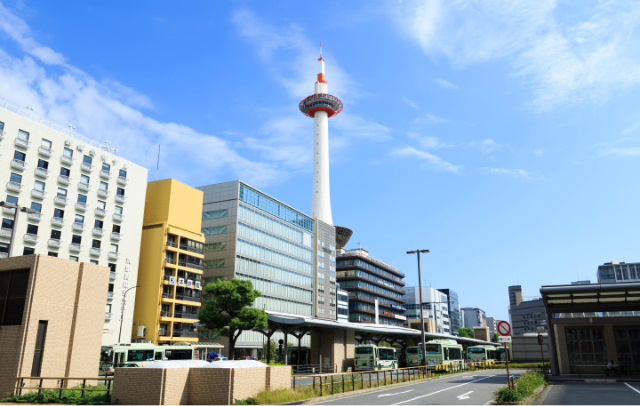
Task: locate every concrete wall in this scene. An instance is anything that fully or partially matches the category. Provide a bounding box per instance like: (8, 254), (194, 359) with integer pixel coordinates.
(473, 327), (490, 342)
(511, 334), (549, 363)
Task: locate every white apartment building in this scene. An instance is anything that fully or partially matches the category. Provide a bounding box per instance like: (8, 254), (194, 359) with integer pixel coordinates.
(0, 103), (148, 345)
(404, 287), (450, 334)
(461, 307), (486, 328)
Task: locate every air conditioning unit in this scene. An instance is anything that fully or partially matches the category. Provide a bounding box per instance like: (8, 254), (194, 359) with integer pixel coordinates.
(137, 326), (147, 338)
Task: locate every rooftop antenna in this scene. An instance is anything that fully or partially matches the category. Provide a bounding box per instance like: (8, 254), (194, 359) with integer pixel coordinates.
(156, 143), (161, 181)
(320, 41), (322, 57)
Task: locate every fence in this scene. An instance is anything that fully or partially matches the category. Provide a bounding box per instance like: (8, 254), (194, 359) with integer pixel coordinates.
(294, 364), (337, 375)
(14, 375), (113, 402)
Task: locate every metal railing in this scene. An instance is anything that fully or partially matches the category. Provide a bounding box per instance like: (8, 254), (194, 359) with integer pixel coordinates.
(14, 376), (113, 402)
(294, 364), (337, 375)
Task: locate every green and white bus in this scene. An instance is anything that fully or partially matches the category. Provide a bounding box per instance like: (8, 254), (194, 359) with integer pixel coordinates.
(496, 346), (510, 362)
(354, 345), (398, 371)
(466, 345), (498, 363)
(405, 339), (465, 367)
(100, 343), (195, 371)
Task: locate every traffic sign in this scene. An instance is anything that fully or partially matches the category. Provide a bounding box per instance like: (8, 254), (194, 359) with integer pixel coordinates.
(497, 320), (511, 336)
(498, 336), (511, 343)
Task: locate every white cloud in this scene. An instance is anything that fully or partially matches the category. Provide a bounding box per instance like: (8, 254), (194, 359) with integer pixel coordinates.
(482, 167), (531, 179)
(468, 139), (502, 154)
(600, 147), (640, 157)
(622, 123), (640, 134)
(533, 148), (545, 156)
(402, 97), (420, 109)
(435, 78), (459, 89)
(407, 132), (455, 149)
(391, 0), (640, 110)
(393, 146), (462, 173)
(413, 113), (448, 124)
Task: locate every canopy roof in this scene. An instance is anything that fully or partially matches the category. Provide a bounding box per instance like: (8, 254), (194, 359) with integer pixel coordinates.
(541, 282), (640, 314)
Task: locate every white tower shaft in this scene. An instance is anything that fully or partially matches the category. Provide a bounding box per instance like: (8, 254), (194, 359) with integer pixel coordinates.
(312, 110), (332, 224)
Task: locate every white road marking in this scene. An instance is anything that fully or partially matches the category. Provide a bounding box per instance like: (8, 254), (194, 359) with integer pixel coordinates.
(378, 390), (414, 398)
(625, 383), (640, 395)
(391, 375), (495, 405)
(457, 391), (473, 400)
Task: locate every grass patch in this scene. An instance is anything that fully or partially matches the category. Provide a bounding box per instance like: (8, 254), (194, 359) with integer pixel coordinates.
(493, 371), (546, 404)
(491, 362), (546, 369)
(1, 384), (110, 405)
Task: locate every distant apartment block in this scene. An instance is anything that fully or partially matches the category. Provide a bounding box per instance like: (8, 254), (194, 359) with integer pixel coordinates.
(508, 285), (548, 335)
(486, 316), (497, 335)
(405, 287), (449, 333)
(437, 288), (461, 335)
(461, 307), (486, 328)
(597, 261), (640, 283)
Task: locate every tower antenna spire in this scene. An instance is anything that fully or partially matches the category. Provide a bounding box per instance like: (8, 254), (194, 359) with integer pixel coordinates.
(320, 41), (322, 57)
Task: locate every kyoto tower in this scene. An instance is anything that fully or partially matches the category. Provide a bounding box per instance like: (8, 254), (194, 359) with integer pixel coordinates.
(299, 45), (352, 248)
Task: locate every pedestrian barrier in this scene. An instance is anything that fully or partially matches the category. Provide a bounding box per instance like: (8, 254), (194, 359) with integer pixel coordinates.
(14, 376), (113, 402)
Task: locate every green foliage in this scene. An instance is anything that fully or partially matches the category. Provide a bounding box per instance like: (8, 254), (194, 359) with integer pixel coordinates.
(493, 371), (546, 404)
(262, 339), (276, 362)
(1, 385), (110, 405)
(458, 327), (474, 338)
(492, 333), (500, 343)
(198, 278), (268, 359)
(494, 388), (523, 403)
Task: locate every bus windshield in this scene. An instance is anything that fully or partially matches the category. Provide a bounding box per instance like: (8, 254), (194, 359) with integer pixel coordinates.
(468, 348), (486, 353)
(128, 350), (155, 361)
(379, 348), (395, 360)
(406, 347), (418, 354)
(420, 344), (441, 354)
(356, 347), (374, 355)
(166, 349), (193, 360)
(100, 346), (113, 363)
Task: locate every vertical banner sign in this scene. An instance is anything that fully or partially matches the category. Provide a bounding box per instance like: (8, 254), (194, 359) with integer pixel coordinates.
(375, 299), (379, 325)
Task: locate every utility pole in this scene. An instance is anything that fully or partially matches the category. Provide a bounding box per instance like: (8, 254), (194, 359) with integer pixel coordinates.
(118, 285), (140, 344)
(407, 249), (430, 367)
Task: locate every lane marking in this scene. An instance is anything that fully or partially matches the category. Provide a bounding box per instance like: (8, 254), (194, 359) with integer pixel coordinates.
(625, 383), (640, 395)
(391, 375), (495, 405)
(457, 391), (473, 400)
(378, 390), (414, 398)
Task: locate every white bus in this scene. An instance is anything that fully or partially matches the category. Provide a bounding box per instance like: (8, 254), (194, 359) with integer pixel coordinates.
(355, 345), (398, 371)
(100, 343), (195, 371)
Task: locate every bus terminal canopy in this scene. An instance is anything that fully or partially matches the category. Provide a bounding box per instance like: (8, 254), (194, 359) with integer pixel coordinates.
(265, 310), (499, 347)
(541, 282), (640, 314)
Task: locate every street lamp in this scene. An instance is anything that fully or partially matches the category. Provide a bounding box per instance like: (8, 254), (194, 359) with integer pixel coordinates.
(407, 249), (430, 367)
(118, 285), (141, 344)
(0, 201), (36, 257)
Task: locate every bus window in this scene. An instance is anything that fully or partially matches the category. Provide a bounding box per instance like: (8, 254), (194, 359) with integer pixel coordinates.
(449, 348), (462, 360)
(128, 350), (154, 362)
(356, 347), (373, 354)
(155, 352), (163, 361)
(100, 347), (113, 363)
(379, 349), (395, 360)
(422, 344), (441, 354)
(167, 349), (193, 360)
(406, 347), (418, 354)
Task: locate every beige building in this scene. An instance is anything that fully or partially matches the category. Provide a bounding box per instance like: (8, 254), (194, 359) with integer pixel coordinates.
(0, 255), (109, 396)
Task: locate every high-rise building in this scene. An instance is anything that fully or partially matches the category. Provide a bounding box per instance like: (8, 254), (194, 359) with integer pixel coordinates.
(437, 288), (460, 335)
(486, 316), (497, 335)
(508, 285), (523, 307)
(336, 248), (406, 326)
(405, 287), (449, 333)
(337, 285), (349, 322)
(0, 104), (148, 345)
(597, 261), (640, 283)
(507, 285), (547, 335)
(197, 181), (335, 355)
(461, 307), (486, 328)
(132, 179), (204, 345)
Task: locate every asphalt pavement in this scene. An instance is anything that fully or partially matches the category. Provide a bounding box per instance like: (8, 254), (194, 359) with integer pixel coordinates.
(540, 381), (640, 405)
(315, 369), (524, 405)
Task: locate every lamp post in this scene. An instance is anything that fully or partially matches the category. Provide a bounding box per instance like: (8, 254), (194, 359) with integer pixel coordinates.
(118, 285), (140, 344)
(0, 201), (36, 257)
(407, 249), (430, 367)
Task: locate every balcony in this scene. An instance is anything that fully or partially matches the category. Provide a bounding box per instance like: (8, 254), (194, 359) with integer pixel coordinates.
(2, 207), (15, 215)
(0, 228), (12, 238)
(176, 295), (201, 303)
(78, 182), (90, 192)
(163, 274), (173, 281)
(95, 208), (106, 217)
(10, 159), (26, 170)
(113, 213), (123, 222)
(72, 222), (85, 232)
(38, 146), (53, 157)
(180, 245), (204, 255)
(31, 189), (46, 199)
(165, 257), (176, 265)
(111, 232), (121, 241)
(114, 194), (126, 204)
(27, 212), (41, 221)
(179, 260), (203, 271)
(158, 330), (170, 337)
(81, 162), (93, 172)
(182, 313), (199, 320)
(69, 243), (82, 252)
(109, 272), (117, 280)
(160, 311), (173, 318)
(105, 313), (112, 320)
(34, 167), (49, 178)
(61, 155), (74, 165)
(90, 247), (102, 256)
(108, 251), (119, 260)
(0, 252), (7, 259)
(100, 170), (111, 179)
(172, 331), (198, 338)
(75, 201), (87, 211)
(54, 195), (67, 206)
(23, 233), (38, 243)
(97, 189), (109, 198)
(92, 227), (103, 236)
(51, 217), (65, 227)
(117, 176), (128, 186)
(162, 292), (174, 300)
(7, 181), (23, 192)
(107, 291), (114, 300)
(14, 137), (30, 149)
(48, 238), (62, 248)
(57, 175), (70, 185)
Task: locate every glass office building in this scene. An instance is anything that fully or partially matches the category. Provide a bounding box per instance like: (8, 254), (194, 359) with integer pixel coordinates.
(437, 288), (460, 335)
(597, 261), (640, 283)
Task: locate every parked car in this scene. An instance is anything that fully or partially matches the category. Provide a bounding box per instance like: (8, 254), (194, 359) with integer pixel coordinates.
(213, 356), (228, 361)
(240, 356), (256, 360)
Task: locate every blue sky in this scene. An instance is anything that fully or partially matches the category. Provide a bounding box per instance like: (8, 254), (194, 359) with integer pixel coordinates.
(1, 0), (640, 321)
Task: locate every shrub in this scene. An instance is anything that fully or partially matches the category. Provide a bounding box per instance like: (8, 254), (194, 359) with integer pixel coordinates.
(1, 386), (110, 405)
(493, 371), (546, 404)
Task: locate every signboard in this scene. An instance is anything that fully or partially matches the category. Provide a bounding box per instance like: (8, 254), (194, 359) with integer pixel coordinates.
(497, 320), (511, 336)
(169, 276), (176, 285)
(498, 336), (512, 343)
(178, 278), (185, 287)
(537, 326), (545, 333)
(195, 281), (201, 290)
(537, 334), (544, 345)
(187, 280), (193, 289)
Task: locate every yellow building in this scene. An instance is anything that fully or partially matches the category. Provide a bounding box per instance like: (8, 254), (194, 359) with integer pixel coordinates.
(132, 179), (204, 345)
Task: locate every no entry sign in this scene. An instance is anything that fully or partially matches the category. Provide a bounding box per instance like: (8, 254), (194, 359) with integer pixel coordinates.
(497, 320), (511, 336)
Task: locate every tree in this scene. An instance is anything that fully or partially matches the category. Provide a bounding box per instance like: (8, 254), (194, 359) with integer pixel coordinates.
(492, 333), (500, 343)
(458, 327), (474, 338)
(263, 338), (276, 362)
(198, 278), (268, 360)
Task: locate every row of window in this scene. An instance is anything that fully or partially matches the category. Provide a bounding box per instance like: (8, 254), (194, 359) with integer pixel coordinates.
(203, 259), (225, 268)
(236, 272), (313, 303)
(204, 242), (226, 252)
(202, 209), (228, 220)
(236, 255), (314, 288)
(238, 222), (313, 261)
(239, 184), (314, 233)
(599, 264), (640, 281)
(339, 280), (405, 300)
(337, 259), (404, 284)
(348, 291), (405, 308)
(336, 270), (405, 291)
(202, 225), (227, 236)
(254, 295), (313, 316)
(237, 238), (313, 275)
(238, 204), (310, 246)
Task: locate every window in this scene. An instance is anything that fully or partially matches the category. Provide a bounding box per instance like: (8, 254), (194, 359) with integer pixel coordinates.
(203, 259), (225, 268)
(30, 202), (42, 212)
(14, 151), (26, 161)
(37, 159), (48, 169)
(112, 224), (121, 233)
(2, 219), (14, 229)
(202, 225), (227, 235)
(41, 139), (52, 149)
(75, 214), (84, 224)
(10, 173), (22, 184)
(119, 169), (127, 178)
(108, 263), (116, 272)
(204, 242), (226, 251)
(90, 260), (98, 265)
(110, 244), (118, 253)
(102, 163), (110, 172)
(63, 148), (73, 158)
(81, 174), (89, 183)
(202, 209), (228, 219)
(18, 130), (29, 141)
(99, 181), (108, 191)
(97, 200), (106, 210)
(60, 167), (70, 177)
(0, 269), (30, 326)
(6, 195), (18, 205)
(95, 220), (104, 229)
(54, 208), (64, 218)
(92, 239), (101, 248)
(23, 247), (35, 255)
(72, 235), (82, 244)
(114, 206), (123, 215)
(565, 327), (607, 366)
(26, 224), (38, 235)
(48, 252), (58, 257)
(57, 188), (67, 197)
(70, 256), (79, 262)
(78, 194), (87, 203)
(0, 121), (3, 131)
(116, 187), (125, 196)
(50, 230), (61, 240)
(34, 181), (45, 191)
(83, 155), (92, 164)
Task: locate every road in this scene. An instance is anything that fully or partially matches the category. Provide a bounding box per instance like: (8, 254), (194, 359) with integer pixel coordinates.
(316, 369), (523, 405)
(541, 381), (640, 405)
